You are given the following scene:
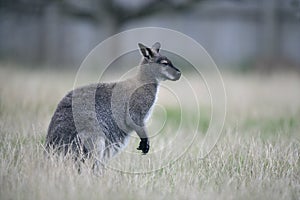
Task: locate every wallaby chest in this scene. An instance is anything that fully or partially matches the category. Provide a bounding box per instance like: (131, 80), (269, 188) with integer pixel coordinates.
(129, 83), (158, 126)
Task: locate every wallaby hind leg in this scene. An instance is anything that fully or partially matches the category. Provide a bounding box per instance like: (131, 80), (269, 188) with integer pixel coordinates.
(77, 133), (107, 175)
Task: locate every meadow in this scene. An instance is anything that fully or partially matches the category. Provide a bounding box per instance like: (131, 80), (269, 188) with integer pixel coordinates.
(0, 65), (299, 200)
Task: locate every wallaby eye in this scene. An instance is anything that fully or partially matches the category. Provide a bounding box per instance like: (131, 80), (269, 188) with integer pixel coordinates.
(160, 60), (169, 65)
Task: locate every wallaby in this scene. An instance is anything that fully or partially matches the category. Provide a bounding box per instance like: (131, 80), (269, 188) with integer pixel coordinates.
(45, 42), (181, 168)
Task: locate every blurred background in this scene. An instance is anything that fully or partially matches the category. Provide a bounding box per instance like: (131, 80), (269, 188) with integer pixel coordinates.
(1, 1), (300, 199)
(0, 0), (300, 71)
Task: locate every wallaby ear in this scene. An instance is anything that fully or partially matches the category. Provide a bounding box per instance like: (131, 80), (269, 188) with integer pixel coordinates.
(138, 43), (154, 59)
(152, 42), (161, 53)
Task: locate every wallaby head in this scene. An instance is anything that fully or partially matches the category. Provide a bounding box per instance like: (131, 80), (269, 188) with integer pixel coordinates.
(138, 42), (181, 82)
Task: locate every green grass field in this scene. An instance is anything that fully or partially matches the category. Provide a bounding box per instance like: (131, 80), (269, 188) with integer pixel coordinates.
(0, 66), (299, 200)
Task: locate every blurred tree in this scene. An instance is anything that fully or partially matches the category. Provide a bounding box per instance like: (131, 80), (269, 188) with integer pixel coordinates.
(262, 0), (279, 60)
(1, 0), (299, 68)
(60, 0), (205, 35)
(58, 0), (206, 64)
(0, 0), (205, 65)
(0, 0), (51, 63)
(258, 0), (300, 71)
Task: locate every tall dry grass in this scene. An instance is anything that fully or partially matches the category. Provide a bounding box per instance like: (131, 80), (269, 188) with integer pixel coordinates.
(0, 66), (299, 200)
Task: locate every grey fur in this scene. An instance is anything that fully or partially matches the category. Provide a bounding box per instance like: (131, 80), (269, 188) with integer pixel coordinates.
(45, 42), (181, 166)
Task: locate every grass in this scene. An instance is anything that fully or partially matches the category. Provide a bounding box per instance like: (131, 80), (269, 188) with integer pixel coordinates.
(0, 66), (300, 200)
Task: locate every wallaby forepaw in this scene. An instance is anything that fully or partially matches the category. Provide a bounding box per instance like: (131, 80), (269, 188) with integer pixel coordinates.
(137, 138), (149, 154)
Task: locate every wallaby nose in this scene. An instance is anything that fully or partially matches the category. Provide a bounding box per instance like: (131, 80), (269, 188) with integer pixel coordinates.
(174, 70), (181, 81)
